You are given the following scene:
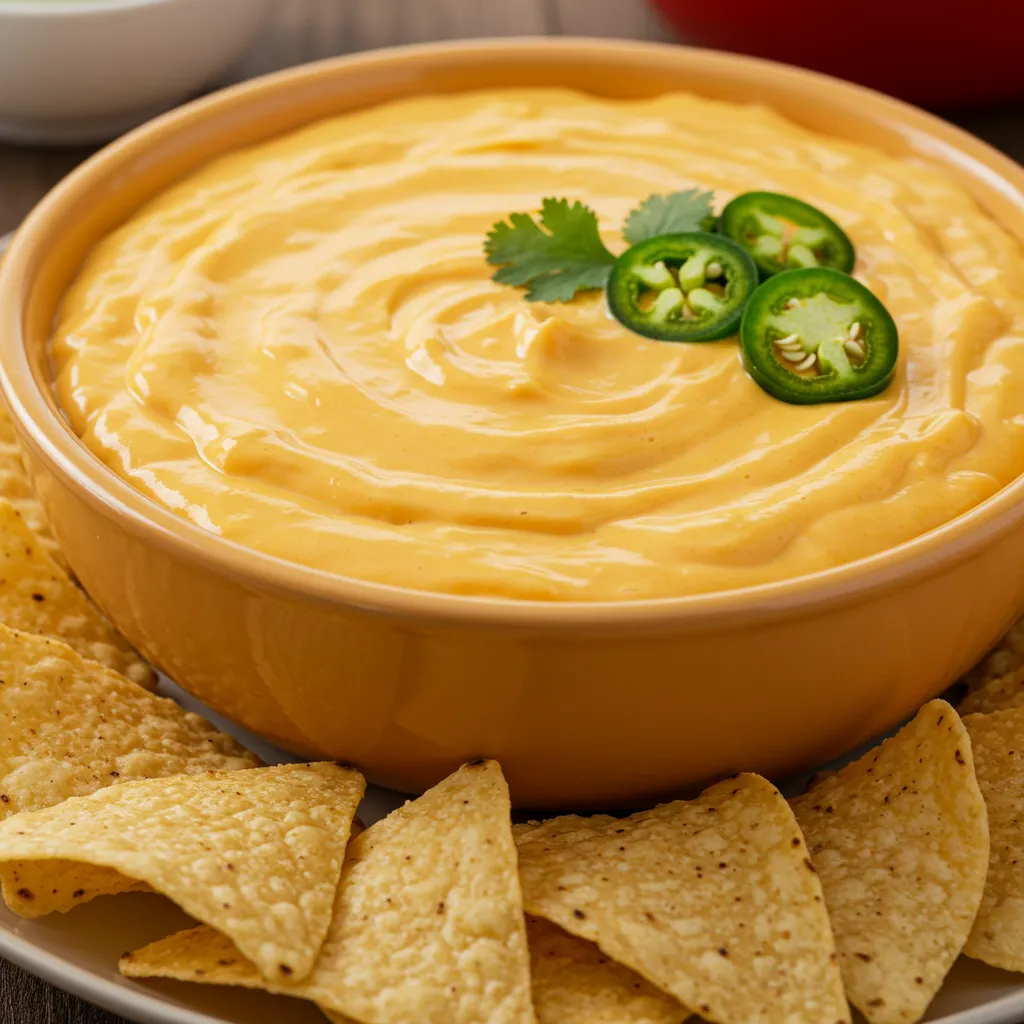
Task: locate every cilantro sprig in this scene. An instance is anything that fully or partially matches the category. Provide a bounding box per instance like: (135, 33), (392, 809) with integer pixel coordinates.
(484, 198), (616, 302)
(623, 189), (716, 245)
(485, 189), (717, 303)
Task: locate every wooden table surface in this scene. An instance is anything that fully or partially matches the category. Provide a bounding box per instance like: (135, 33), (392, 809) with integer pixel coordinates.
(0, 0), (1021, 1020)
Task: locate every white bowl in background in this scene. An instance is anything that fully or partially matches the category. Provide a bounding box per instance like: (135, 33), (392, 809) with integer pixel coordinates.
(0, 0), (274, 144)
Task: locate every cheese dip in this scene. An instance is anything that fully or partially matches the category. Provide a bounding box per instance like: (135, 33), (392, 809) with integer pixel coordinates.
(51, 90), (1024, 600)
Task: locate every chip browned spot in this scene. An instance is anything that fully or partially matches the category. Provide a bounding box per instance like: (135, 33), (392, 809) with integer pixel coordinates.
(0, 500), (153, 687)
(791, 700), (989, 1024)
(0, 763), (363, 982)
(964, 706), (1024, 971)
(0, 624), (258, 818)
(515, 774), (848, 1024)
(120, 761), (535, 1024)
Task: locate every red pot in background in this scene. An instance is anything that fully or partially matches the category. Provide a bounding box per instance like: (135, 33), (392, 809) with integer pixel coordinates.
(650, 0), (1024, 108)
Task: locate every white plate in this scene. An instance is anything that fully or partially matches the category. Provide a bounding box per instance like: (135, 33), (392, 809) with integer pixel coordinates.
(2, 231), (1024, 1024)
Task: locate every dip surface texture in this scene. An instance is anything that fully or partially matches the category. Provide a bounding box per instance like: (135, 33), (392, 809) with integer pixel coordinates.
(51, 90), (1024, 600)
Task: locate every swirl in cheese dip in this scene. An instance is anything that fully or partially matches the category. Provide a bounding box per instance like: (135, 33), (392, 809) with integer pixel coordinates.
(51, 90), (1024, 600)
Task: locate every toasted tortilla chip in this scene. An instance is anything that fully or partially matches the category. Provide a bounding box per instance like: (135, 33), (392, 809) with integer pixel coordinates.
(0, 623), (258, 818)
(5, 859), (152, 903)
(124, 913), (679, 1024)
(122, 760), (536, 1024)
(121, 925), (266, 987)
(0, 499), (152, 687)
(120, 926), (364, 1024)
(790, 700), (988, 1024)
(0, 413), (64, 570)
(515, 773), (848, 1024)
(965, 615), (1024, 690)
(960, 668), (1024, 716)
(964, 706), (1024, 971)
(0, 762), (363, 981)
(309, 759), (533, 1022)
(527, 916), (687, 1024)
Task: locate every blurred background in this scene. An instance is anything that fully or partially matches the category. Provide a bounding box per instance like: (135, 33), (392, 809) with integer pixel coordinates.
(1, 0), (1023, 237)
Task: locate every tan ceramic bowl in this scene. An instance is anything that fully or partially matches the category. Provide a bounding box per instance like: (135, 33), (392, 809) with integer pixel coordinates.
(2, 40), (1024, 808)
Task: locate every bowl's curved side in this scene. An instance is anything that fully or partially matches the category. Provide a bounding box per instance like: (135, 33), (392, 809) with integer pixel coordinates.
(2, 40), (1024, 805)
(24, 433), (1024, 807)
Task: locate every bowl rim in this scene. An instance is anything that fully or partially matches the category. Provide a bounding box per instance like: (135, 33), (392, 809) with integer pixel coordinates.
(3, 36), (1024, 630)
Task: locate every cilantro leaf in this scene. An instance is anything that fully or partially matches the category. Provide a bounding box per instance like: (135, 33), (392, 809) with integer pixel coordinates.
(622, 189), (717, 245)
(484, 198), (616, 303)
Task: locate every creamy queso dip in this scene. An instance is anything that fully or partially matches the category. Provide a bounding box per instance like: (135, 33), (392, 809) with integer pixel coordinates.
(51, 90), (1024, 600)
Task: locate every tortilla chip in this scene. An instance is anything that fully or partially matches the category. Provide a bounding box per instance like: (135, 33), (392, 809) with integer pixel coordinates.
(0, 499), (153, 687)
(119, 927), (364, 1024)
(0, 413), (64, 571)
(960, 667), (1024, 716)
(527, 915), (687, 1024)
(963, 706), (1024, 971)
(515, 773), (848, 1024)
(122, 760), (536, 1024)
(790, 700), (989, 1024)
(124, 913), (680, 1024)
(121, 925), (266, 988)
(965, 614), (1024, 690)
(0, 623), (258, 818)
(5, 859), (152, 903)
(0, 762), (364, 981)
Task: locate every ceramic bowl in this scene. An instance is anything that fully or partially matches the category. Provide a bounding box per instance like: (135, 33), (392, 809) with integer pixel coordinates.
(2, 39), (1023, 808)
(0, 0), (273, 144)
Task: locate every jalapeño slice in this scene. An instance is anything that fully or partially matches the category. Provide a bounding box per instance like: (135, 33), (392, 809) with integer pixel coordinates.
(718, 192), (855, 278)
(740, 267), (897, 405)
(607, 233), (758, 342)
